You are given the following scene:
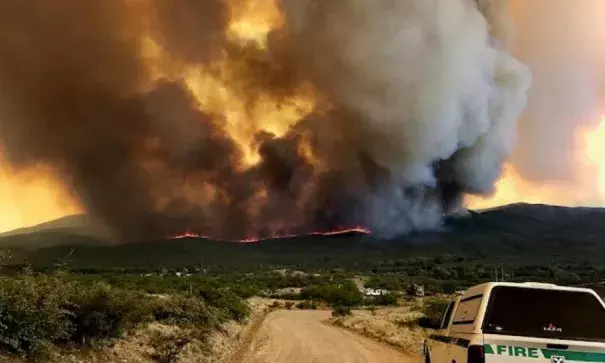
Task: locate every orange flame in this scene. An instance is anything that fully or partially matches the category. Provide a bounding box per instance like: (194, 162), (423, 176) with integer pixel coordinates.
(226, 0), (284, 47)
(139, 0), (318, 168)
(171, 227), (371, 243)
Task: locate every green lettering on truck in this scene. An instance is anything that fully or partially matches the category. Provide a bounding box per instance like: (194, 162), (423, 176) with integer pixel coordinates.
(513, 347), (527, 357)
(485, 344), (605, 361)
(484, 344), (495, 354)
(527, 347), (539, 358)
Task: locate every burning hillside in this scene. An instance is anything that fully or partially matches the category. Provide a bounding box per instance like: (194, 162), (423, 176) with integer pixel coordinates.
(0, 0), (601, 242)
(171, 227), (370, 243)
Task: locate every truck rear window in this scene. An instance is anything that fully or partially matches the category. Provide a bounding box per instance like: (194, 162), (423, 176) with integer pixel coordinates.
(482, 286), (605, 342)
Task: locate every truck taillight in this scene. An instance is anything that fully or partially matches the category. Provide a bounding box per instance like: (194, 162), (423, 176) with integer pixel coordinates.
(467, 345), (485, 363)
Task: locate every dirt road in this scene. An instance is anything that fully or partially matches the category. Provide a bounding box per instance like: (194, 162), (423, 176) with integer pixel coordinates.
(242, 310), (419, 363)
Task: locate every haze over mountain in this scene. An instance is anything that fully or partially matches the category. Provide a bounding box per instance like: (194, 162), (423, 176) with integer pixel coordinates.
(0, 214), (112, 249)
(1, 203), (605, 270)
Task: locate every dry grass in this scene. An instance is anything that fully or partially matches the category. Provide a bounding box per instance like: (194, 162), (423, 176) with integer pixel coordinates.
(330, 299), (431, 355)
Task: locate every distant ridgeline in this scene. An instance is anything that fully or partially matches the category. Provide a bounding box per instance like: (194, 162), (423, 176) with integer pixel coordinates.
(1, 204), (605, 275)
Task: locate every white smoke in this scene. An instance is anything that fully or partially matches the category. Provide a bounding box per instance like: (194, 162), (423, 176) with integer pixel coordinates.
(274, 0), (531, 235)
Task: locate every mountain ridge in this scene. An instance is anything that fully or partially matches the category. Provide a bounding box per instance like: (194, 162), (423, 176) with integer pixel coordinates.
(1, 203), (605, 269)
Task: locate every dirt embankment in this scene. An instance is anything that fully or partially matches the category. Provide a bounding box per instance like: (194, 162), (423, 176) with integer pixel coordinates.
(240, 309), (419, 363)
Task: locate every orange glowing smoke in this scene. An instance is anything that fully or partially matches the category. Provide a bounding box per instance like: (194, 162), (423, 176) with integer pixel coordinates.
(466, 0), (605, 210)
(139, 0), (318, 168)
(0, 157), (82, 234)
(171, 226), (371, 243)
(226, 0), (284, 47)
(468, 115), (605, 209)
(136, 0), (321, 237)
(584, 115), (605, 198)
(1, 0), (319, 235)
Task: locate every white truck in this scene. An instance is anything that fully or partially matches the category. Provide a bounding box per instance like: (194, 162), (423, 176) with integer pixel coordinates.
(423, 282), (605, 363)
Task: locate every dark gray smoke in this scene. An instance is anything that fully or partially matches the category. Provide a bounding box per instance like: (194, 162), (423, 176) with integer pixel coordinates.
(0, 0), (530, 241)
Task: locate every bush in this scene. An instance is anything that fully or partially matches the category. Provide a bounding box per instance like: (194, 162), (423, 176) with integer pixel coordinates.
(69, 282), (153, 346)
(300, 282), (363, 307)
(331, 306), (352, 317)
(364, 276), (404, 291)
(368, 292), (399, 306)
(0, 273), (252, 359)
(228, 284), (260, 299)
(296, 301), (317, 310)
(198, 287), (250, 323)
(0, 275), (72, 357)
(279, 292), (302, 300)
(152, 295), (220, 331)
(418, 298), (450, 329)
(150, 331), (193, 363)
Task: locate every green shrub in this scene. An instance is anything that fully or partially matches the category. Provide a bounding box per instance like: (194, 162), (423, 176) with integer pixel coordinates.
(69, 282), (153, 346)
(367, 292), (399, 306)
(364, 276), (405, 291)
(296, 301), (317, 310)
(228, 284), (260, 299)
(418, 298), (449, 328)
(279, 292), (302, 300)
(331, 306), (352, 317)
(198, 287), (250, 323)
(150, 331), (193, 363)
(152, 295), (220, 331)
(300, 282), (363, 307)
(0, 275), (73, 357)
(0, 273), (252, 358)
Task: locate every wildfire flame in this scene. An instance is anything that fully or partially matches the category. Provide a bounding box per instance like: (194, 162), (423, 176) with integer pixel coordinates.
(171, 226), (371, 243)
(137, 0), (318, 168)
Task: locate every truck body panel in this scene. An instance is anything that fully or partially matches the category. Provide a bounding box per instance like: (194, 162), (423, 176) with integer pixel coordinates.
(424, 282), (605, 363)
(484, 334), (605, 362)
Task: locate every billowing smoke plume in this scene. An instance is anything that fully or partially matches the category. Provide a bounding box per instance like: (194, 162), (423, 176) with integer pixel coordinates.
(0, 0), (530, 241)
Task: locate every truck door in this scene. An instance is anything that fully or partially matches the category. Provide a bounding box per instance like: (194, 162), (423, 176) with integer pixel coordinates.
(427, 299), (456, 361)
(447, 294), (483, 363)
